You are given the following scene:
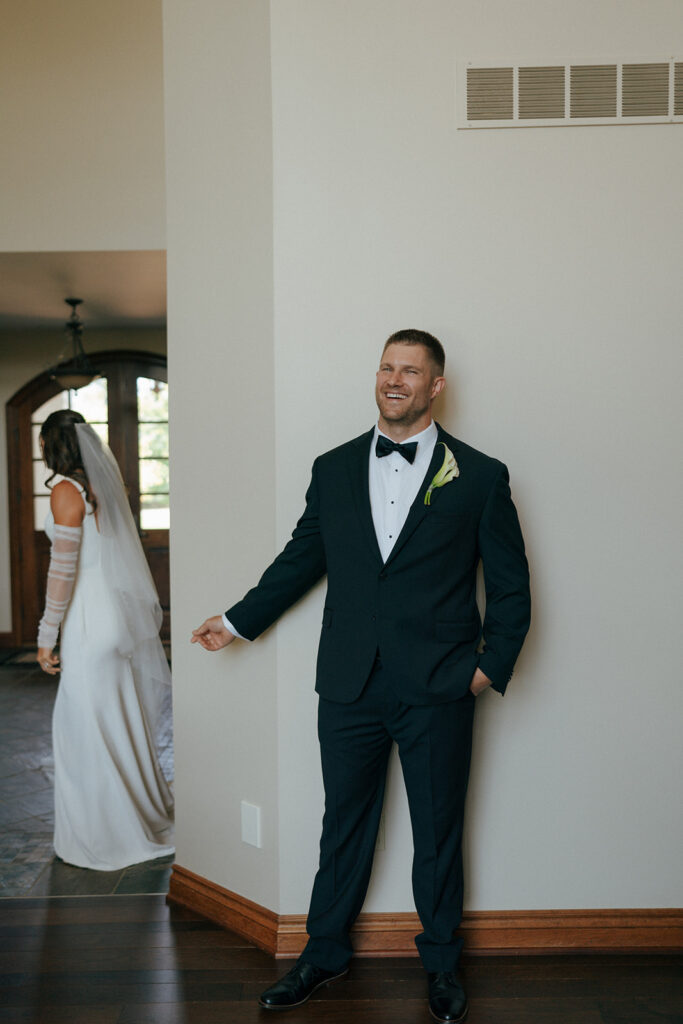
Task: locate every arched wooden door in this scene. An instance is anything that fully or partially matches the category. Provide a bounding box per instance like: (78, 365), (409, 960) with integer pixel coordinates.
(6, 351), (170, 646)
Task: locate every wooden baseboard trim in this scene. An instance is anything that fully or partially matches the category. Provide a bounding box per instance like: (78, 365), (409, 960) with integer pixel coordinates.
(168, 864), (279, 954)
(457, 908), (683, 955)
(167, 865), (683, 958)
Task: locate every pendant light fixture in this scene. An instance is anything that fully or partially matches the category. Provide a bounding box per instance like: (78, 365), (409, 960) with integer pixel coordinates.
(51, 298), (100, 391)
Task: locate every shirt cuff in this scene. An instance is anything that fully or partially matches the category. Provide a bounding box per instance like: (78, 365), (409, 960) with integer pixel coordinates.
(222, 613), (248, 641)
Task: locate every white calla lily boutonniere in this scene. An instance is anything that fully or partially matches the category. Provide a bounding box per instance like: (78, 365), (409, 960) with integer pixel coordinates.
(424, 442), (459, 505)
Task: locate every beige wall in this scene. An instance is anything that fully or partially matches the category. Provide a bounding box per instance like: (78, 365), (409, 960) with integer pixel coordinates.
(0, 330), (167, 633)
(163, 0), (280, 907)
(271, 0), (683, 913)
(0, 0), (165, 251)
(3, 0), (677, 921)
(166, 0), (682, 917)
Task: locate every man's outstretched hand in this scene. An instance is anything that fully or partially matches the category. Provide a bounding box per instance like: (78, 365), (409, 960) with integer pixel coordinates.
(191, 616), (236, 651)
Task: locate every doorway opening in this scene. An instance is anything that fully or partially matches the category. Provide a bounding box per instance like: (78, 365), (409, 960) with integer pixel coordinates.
(6, 350), (169, 646)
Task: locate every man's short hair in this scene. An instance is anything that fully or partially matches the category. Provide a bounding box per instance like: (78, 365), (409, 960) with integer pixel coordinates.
(383, 329), (445, 376)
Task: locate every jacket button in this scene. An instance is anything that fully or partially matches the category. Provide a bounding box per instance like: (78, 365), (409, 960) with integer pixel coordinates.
(379, 571), (387, 580)
(371, 614), (376, 621)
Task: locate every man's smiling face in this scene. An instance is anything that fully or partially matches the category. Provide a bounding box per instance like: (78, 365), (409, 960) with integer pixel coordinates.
(375, 343), (445, 437)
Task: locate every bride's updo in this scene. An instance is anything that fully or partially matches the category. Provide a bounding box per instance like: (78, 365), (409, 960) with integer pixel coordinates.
(40, 409), (97, 511)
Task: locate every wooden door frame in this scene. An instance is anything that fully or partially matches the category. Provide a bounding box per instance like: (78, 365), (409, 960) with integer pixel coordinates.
(5, 350), (167, 647)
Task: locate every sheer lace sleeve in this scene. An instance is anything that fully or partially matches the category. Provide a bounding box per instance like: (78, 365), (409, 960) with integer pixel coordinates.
(37, 523), (82, 649)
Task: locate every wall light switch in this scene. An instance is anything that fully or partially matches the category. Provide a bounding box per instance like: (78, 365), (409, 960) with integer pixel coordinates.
(241, 800), (262, 848)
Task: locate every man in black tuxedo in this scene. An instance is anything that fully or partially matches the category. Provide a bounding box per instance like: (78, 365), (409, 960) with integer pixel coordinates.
(193, 329), (530, 1023)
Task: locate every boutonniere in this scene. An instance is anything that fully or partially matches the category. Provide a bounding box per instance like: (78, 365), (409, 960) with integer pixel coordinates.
(424, 443), (459, 505)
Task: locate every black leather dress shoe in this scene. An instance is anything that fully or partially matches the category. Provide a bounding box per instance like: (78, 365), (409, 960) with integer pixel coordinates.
(258, 959), (349, 1010)
(427, 971), (468, 1023)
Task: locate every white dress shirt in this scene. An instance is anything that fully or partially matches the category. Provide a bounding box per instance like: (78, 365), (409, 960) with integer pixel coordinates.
(369, 420), (438, 562)
(223, 420), (438, 638)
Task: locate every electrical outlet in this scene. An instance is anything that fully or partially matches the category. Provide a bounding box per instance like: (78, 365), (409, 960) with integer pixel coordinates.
(241, 801), (262, 848)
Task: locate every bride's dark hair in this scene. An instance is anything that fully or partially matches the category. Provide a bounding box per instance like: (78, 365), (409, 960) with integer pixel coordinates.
(40, 409), (97, 512)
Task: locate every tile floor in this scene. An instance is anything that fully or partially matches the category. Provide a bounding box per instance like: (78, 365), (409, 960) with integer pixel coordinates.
(0, 657), (174, 898)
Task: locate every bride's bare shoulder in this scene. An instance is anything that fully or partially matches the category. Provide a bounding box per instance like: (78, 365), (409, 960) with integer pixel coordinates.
(50, 479), (85, 526)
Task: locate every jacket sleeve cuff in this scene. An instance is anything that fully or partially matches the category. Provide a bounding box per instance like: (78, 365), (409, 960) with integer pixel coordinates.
(477, 651), (513, 695)
(222, 613), (250, 641)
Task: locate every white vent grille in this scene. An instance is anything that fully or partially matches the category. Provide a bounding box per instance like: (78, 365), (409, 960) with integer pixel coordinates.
(458, 57), (683, 128)
(519, 67), (564, 119)
(466, 67), (513, 120)
(622, 63), (668, 116)
(675, 63), (683, 116)
(570, 65), (616, 118)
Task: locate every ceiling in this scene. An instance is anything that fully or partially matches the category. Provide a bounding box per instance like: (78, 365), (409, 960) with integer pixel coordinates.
(0, 251), (166, 330)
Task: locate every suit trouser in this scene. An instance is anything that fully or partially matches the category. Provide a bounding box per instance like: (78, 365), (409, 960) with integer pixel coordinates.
(301, 657), (476, 973)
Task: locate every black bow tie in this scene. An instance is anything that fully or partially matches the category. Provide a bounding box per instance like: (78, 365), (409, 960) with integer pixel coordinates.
(375, 435), (418, 464)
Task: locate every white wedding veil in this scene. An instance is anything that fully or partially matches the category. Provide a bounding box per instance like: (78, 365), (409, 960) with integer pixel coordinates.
(75, 422), (171, 738)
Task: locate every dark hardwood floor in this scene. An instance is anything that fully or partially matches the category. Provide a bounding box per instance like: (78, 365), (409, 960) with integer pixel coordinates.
(2, 659), (681, 1022)
(0, 895), (681, 1023)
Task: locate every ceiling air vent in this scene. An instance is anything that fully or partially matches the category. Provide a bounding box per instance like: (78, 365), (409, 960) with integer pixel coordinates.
(458, 57), (683, 128)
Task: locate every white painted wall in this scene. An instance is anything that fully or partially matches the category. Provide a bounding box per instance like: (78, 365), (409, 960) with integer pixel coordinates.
(0, 330), (166, 634)
(163, 0), (280, 908)
(4, 0), (679, 914)
(165, 0), (682, 916)
(0, 0), (165, 251)
(270, 0), (683, 912)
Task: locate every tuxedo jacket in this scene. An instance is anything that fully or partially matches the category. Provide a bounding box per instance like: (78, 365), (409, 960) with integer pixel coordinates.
(226, 423), (530, 705)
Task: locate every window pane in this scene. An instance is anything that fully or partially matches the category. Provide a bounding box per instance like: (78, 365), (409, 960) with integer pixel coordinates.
(140, 458), (169, 493)
(32, 391), (69, 423)
(139, 422), (169, 458)
(34, 495), (51, 530)
(90, 422), (109, 445)
(137, 377), (168, 422)
(32, 424), (43, 459)
(33, 461), (51, 495)
(137, 376), (169, 530)
(33, 379), (108, 428)
(69, 378), (108, 422)
(141, 494), (170, 530)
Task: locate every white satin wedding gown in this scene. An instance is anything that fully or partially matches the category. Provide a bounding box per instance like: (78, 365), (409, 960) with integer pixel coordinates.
(44, 475), (175, 870)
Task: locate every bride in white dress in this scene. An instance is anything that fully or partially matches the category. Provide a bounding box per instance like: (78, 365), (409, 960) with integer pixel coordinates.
(36, 409), (174, 870)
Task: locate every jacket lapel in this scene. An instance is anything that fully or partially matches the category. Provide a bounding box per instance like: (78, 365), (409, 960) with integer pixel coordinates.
(347, 429), (383, 565)
(383, 424), (456, 568)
